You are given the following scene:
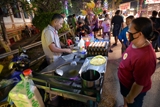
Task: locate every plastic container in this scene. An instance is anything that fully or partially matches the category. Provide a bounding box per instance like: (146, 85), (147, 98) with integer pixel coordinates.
(79, 50), (87, 59)
(85, 39), (90, 48)
(78, 38), (85, 51)
(9, 69), (45, 107)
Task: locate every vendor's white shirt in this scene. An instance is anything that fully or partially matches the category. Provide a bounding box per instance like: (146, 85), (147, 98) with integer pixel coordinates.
(41, 25), (61, 64)
(101, 19), (111, 32)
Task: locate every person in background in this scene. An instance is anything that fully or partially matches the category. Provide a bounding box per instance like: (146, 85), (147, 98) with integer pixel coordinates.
(83, 22), (91, 35)
(150, 10), (158, 23)
(118, 15), (134, 54)
(102, 10), (107, 18)
(111, 10), (124, 46)
(24, 25), (31, 37)
(101, 14), (113, 52)
(30, 25), (36, 35)
(157, 11), (160, 35)
(76, 21), (90, 39)
(84, 14), (90, 26)
(41, 13), (72, 64)
(150, 10), (160, 52)
(118, 17), (157, 107)
(72, 14), (77, 32)
(67, 15), (73, 29)
(92, 15), (99, 38)
(153, 11), (160, 60)
(77, 16), (84, 24)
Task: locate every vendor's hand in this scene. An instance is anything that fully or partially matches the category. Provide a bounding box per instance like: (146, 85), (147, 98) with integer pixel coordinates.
(68, 45), (74, 50)
(125, 95), (134, 104)
(64, 48), (72, 53)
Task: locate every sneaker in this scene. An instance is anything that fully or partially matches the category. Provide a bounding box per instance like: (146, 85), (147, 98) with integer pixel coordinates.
(109, 49), (113, 53)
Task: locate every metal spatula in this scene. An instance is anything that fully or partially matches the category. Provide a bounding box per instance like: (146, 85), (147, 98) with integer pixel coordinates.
(55, 69), (63, 76)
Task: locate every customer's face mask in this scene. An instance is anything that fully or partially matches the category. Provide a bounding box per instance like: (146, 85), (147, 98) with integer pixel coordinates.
(127, 31), (139, 42)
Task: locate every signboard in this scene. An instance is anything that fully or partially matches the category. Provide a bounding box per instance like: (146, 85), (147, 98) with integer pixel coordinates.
(146, 0), (160, 4)
(119, 2), (130, 10)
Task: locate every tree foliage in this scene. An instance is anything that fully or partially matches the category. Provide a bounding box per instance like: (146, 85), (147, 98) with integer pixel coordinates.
(25, 0), (63, 13)
(68, 0), (82, 15)
(32, 12), (55, 31)
(68, 0), (90, 15)
(27, 0), (65, 32)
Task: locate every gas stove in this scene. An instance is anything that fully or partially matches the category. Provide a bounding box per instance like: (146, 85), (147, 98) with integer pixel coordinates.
(32, 57), (107, 107)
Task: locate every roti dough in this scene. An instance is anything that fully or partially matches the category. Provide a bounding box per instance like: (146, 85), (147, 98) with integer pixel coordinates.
(90, 55), (106, 65)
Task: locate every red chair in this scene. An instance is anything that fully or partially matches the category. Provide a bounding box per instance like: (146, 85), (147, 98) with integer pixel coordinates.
(67, 39), (73, 46)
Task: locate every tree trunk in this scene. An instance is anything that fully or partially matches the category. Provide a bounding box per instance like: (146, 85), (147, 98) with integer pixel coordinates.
(0, 16), (13, 60)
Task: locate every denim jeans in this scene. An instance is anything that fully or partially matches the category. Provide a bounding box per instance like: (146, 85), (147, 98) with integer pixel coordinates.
(120, 82), (146, 107)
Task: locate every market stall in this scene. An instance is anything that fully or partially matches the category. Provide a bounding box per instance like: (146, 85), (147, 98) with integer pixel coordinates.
(30, 40), (109, 107)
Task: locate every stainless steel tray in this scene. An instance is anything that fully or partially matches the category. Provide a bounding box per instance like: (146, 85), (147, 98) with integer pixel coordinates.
(79, 56), (108, 74)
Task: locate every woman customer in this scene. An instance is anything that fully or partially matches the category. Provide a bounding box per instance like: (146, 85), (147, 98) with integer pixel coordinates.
(118, 17), (157, 107)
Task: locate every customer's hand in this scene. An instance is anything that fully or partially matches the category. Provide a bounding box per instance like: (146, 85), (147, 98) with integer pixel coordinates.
(64, 48), (72, 53)
(125, 95), (134, 104)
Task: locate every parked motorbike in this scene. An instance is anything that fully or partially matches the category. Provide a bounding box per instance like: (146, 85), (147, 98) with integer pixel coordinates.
(9, 46), (30, 71)
(0, 46), (30, 102)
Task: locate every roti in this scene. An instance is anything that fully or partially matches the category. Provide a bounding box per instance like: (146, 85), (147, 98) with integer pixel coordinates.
(90, 55), (106, 65)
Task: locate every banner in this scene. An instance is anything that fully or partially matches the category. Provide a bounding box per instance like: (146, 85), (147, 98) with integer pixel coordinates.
(119, 2), (130, 10)
(146, 0), (160, 4)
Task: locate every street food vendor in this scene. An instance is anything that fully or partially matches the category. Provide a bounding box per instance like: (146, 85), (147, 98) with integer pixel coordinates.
(41, 13), (72, 64)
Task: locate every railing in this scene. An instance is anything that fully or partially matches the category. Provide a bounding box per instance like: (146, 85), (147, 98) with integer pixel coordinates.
(0, 41), (41, 59)
(0, 30), (71, 59)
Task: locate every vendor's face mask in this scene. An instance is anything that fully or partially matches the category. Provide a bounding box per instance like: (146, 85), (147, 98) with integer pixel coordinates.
(127, 31), (140, 42)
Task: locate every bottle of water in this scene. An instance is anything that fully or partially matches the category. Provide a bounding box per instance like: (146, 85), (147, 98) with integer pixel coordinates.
(78, 37), (85, 51)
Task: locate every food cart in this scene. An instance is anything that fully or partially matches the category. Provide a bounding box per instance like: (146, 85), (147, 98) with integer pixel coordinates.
(31, 41), (109, 107)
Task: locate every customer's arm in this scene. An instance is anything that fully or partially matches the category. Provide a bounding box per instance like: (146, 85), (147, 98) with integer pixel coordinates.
(125, 82), (143, 103)
(49, 43), (72, 53)
(118, 29), (124, 44)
